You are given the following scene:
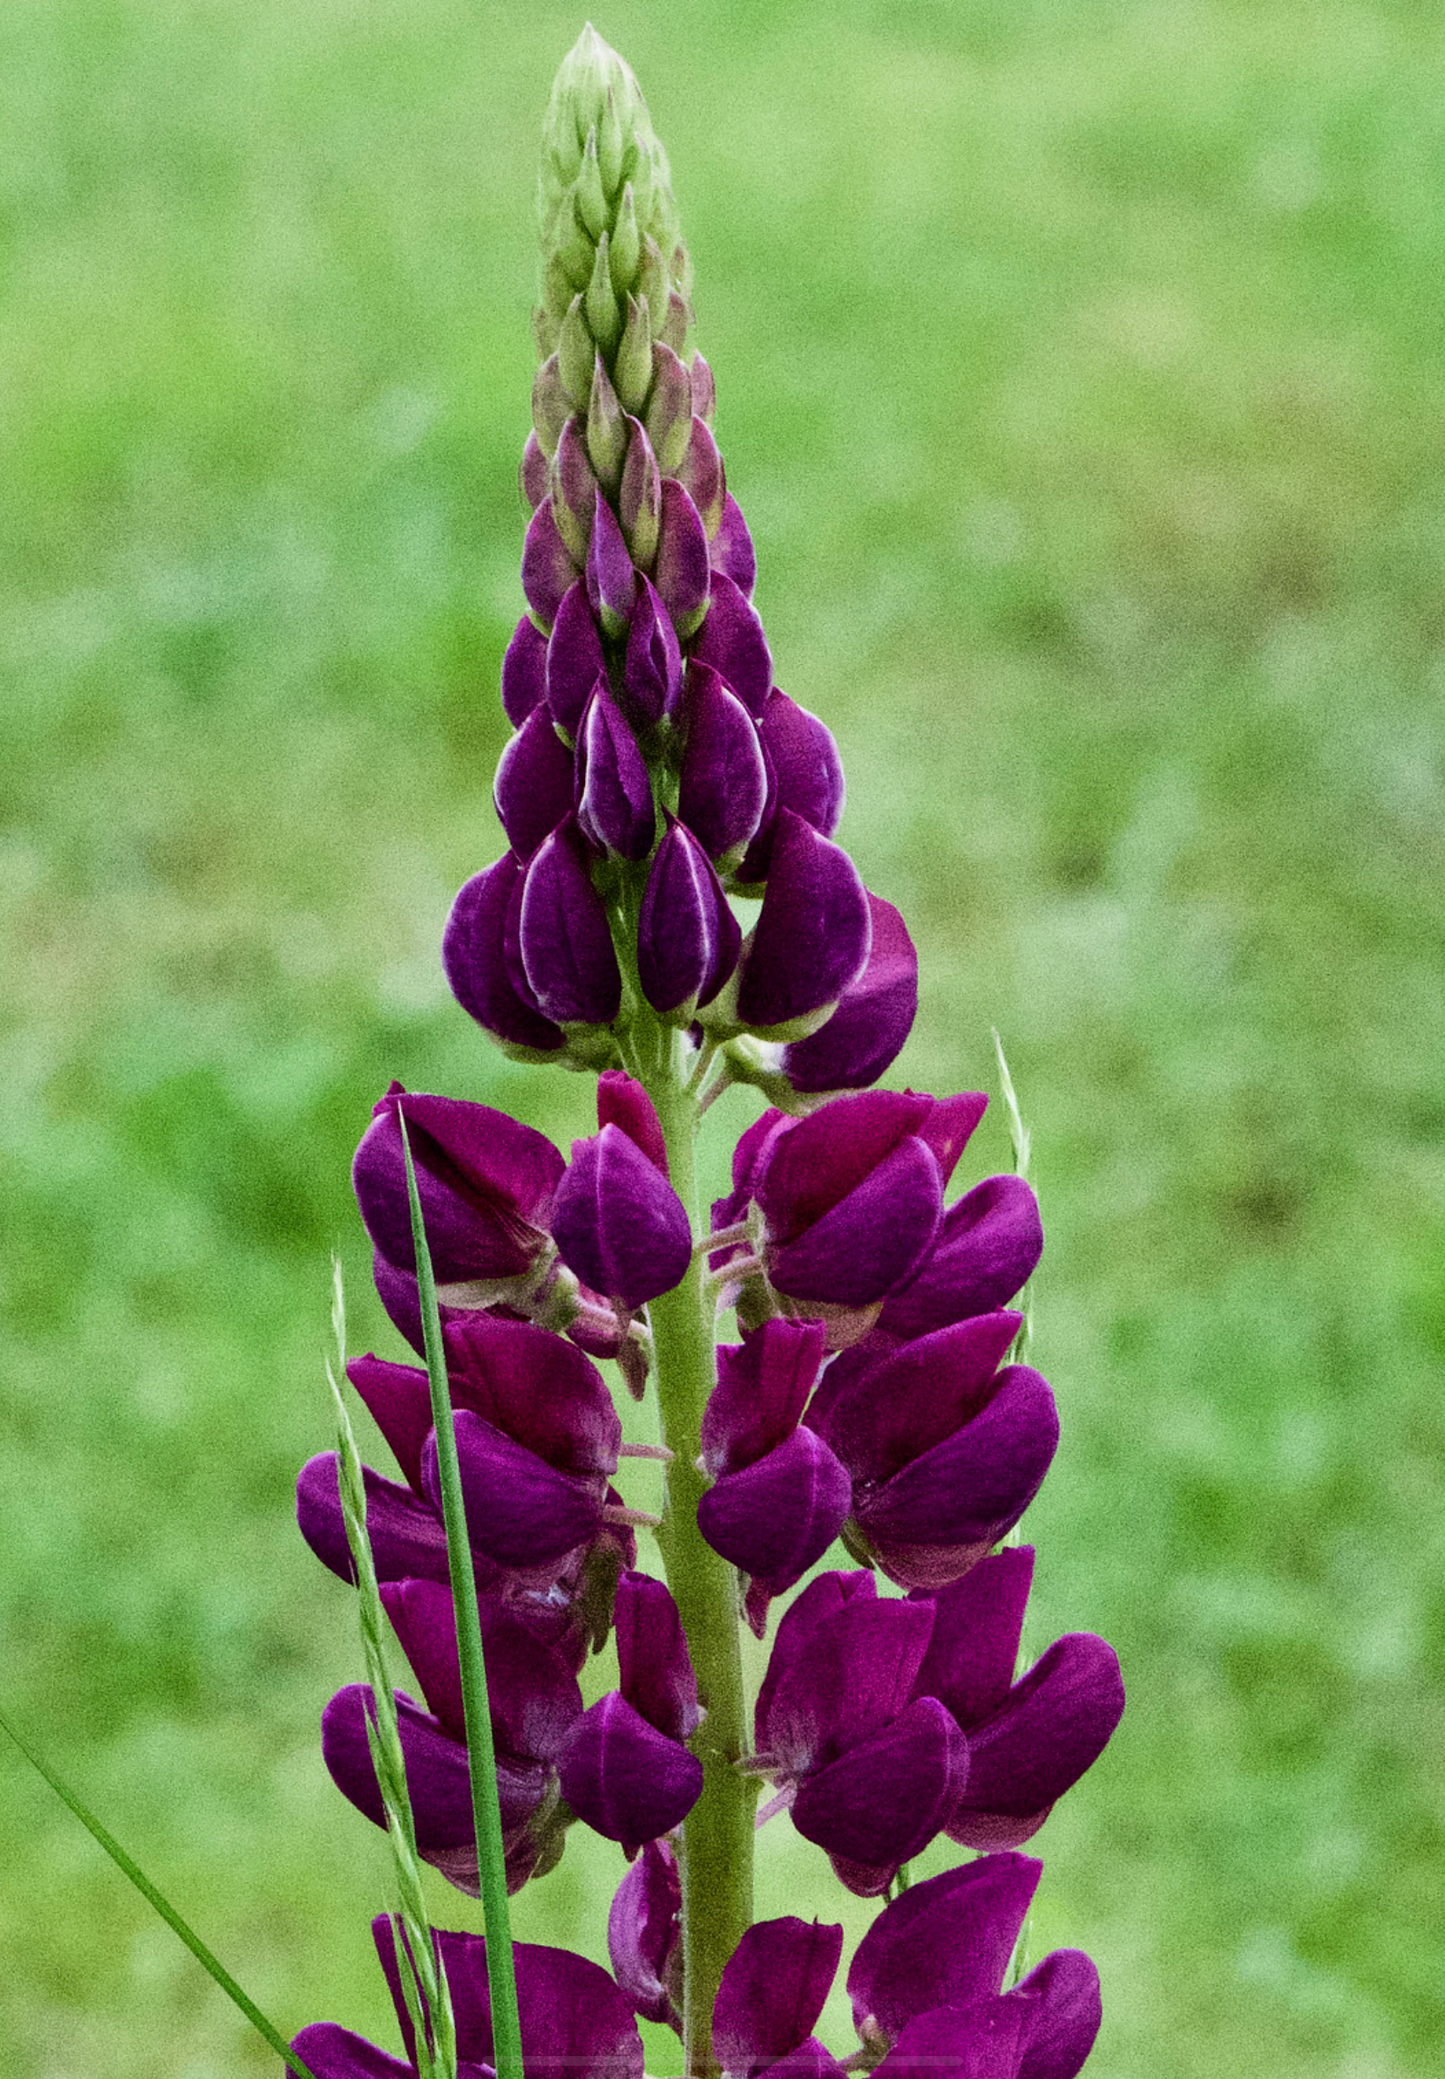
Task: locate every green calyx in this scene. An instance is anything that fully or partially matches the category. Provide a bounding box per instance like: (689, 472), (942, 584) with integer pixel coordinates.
(535, 26), (693, 419)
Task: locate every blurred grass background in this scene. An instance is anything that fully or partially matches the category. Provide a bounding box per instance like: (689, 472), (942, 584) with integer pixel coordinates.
(2, 0), (1443, 2071)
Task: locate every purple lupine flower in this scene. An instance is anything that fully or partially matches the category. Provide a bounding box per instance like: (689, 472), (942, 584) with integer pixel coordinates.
(622, 574), (683, 727)
(494, 703), (576, 861)
(517, 816), (623, 1027)
(552, 1123), (693, 1306)
(735, 691), (845, 884)
(653, 478), (711, 637)
(691, 571), (772, 716)
(587, 488), (639, 637)
(291, 1913), (646, 2077)
(780, 893), (918, 1093)
(557, 1689), (704, 1856)
(577, 685), (657, 861)
(596, 1068), (669, 1174)
(699, 1319), (828, 1479)
(805, 1314), (1059, 1590)
(677, 662), (769, 864)
(608, 1836), (682, 2029)
(876, 1171), (1045, 1339)
(731, 813), (871, 1034)
(712, 1915), (844, 2079)
(546, 578), (607, 739)
(353, 1085), (563, 1289)
(637, 815), (742, 1016)
(614, 1570), (701, 1746)
(443, 856), (567, 1057)
(522, 497), (578, 628)
(501, 613), (548, 724)
(710, 493), (756, 595)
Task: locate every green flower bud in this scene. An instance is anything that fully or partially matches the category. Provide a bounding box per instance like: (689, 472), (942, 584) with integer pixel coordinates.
(597, 85), (626, 197)
(585, 232), (622, 355)
(575, 128), (608, 242)
(660, 289), (690, 355)
(532, 353), (571, 459)
(609, 184), (642, 297)
(638, 235), (671, 338)
(645, 342), (693, 475)
(614, 294), (654, 414)
(587, 353), (627, 491)
(553, 193), (596, 291)
(542, 252), (578, 326)
(558, 293), (595, 410)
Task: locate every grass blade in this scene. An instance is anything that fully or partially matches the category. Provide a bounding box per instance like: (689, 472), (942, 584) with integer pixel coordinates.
(0, 1705), (317, 2079)
(400, 1117), (525, 2079)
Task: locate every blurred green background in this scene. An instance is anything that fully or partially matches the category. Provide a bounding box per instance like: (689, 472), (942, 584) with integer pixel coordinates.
(2, 0), (1443, 2071)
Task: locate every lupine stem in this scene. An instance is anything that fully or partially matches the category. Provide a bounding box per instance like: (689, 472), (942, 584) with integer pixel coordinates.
(637, 1018), (755, 2079)
(401, 1119), (524, 2079)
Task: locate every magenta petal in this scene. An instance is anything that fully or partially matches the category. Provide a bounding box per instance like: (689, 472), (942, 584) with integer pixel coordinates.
(495, 706), (576, 862)
(557, 1692), (704, 1854)
(521, 430), (549, 510)
(287, 2024), (416, 2078)
(551, 1125), (693, 1308)
(383, 1579), (585, 1763)
(811, 1313), (1023, 1484)
(677, 664), (768, 861)
(753, 1570), (877, 1751)
(757, 694), (844, 842)
(578, 688), (656, 861)
(790, 1697), (968, 1873)
(622, 574), (683, 726)
(425, 1929), (647, 2079)
(872, 2001), (1025, 2079)
(692, 571), (772, 716)
(637, 817), (741, 1015)
(615, 1571), (700, 1743)
(710, 494), (756, 597)
(322, 1686), (481, 1855)
(712, 1917), (844, 2073)
(1011, 1949), (1103, 2079)
(847, 1853), (1043, 2042)
(296, 1453), (450, 1586)
(522, 498), (578, 629)
(546, 580), (607, 740)
(759, 1593), (935, 1771)
(948, 1633), (1125, 1850)
(735, 813), (871, 1031)
(701, 1318), (827, 1477)
(443, 1312), (621, 1474)
(911, 1546), (1036, 1728)
(697, 1430), (851, 1586)
(587, 490), (639, 633)
(444, 858), (567, 1054)
(782, 894), (917, 1093)
(518, 819), (623, 1026)
(353, 1084), (562, 1284)
(502, 614), (548, 725)
(756, 1092), (954, 1237)
(766, 1136), (943, 1306)
(597, 1070), (669, 1174)
(345, 1353), (433, 1493)
(654, 478), (711, 634)
(879, 1175), (1044, 1340)
(429, 1412), (606, 1568)
(679, 415), (725, 533)
(608, 1838), (682, 2029)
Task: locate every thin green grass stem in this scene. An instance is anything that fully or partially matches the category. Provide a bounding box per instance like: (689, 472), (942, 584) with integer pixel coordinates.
(0, 1705), (317, 2079)
(400, 1119), (524, 2079)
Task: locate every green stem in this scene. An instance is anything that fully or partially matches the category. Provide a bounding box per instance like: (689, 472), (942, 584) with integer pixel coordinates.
(401, 1121), (524, 2079)
(639, 1020), (755, 2079)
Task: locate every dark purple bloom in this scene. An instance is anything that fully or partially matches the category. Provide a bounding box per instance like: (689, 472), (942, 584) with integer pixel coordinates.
(713, 1916), (844, 2079)
(711, 494), (756, 597)
(443, 855), (567, 1057)
(677, 663), (769, 863)
(692, 572), (772, 716)
(697, 1426), (851, 1612)
(781, 893), (917, 1092)
(637, 816), (742, 1016)
(353, 1084), (563, 1287)
(678, 415), (726, 534)
(736, 694), (845, 883)
(808, 1314), (1058, 1590)
(587, 488), (638, 637)
(522, 497), (578, 630)
(734, 814), (871, 1034)
(643, 342), (693, 474)
(432, 1410), (611, 1571)
(517, 818), (623, 1027)
(546, 578), (607, 739)
(608, 1837), (681, 2029)
(614, 1571), (701, 1744)
(596, 1069), (669, 1174)
(552, 1124), (693, 1307)
(700, 1319), (828, 1478)
(291, 1914), (647, 2078)
(297, 1451), (452, 1588)
(622, 574), (683, 727)
(577, 687), (657, 861)
(654, 478), (710, 637)
(521, 429), (549, 510)
(877, 1173), (1045, 1340)
(494, 705), (576, 861)
(502, 613), (548, 725)
(556, 1690), (704, 1856)
(618, 418), (661, 568)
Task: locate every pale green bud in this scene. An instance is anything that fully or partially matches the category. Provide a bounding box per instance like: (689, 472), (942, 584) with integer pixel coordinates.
(597, 86), (626, 197)
(531, 353), (571, 460)
(585, 232), (622, 354)
(609, 184), (642, 296)
(614, 295), (654, 414)
(575, 128), (608, 242)
(586, 353), (627, 492)
(558, 293), (595, 410)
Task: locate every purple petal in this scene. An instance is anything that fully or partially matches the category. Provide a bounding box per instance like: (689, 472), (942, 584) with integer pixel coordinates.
(754, 693), (845, 862)
(587, 490), (638, 635)
(735, 813), (871, 1032)
(597, 1070), (669, 1175)
(879, 1175), (1044, 1341)
(712, 1917), (843, 2073)
(443, 857), (566, 1055)
(322, 1685), (480, 1855)
(495, 706), (576, 862)
(872, 2001), (1025, 2079)
(691, 352), (716, 421)
(287, 2024), (416, 2079)
(698, 1430), (851, 1586)
(948, 1632), (1124, 1850)
(554, 418), (599, 556)
(352, 1084), (562, 1285)
(643, 343), (693, 475)
(766, 1136), (943, 1307)
(782, 894), (917, 1093)
(790, 1697), (968, 1877)
(443, 1311), (621, 1473)
(692, 572), (772, 716)
(431, 1412), (606, 1569)
(518, 819), (623, 1026)
(502, 614), (548, 725)
(654, 478), (710, 637)
(910, 1546), (1036, 1729)
(578, 688), (656, 861)
(615, 1571), (700, 1743)
(522, 498), (578, 629)
(296, 1452), (451, 1586)
(637, 816), (742, 1016)
(618, 419), (661, 562)
(608, 1838), (681, 2029)
(677, 663), (768, 862)
(810, 1313), (1023, 1484)
(345, 1353), (432, 1492)
(848, 1853), (1042, 2041)
(753, 1569), (877, 1751)
(710, 494), (756, 597)
(622, 574), (682, 727)
(756, 1092), (983, 1239)
(425, 1928), (647, 2079)
(678, 416), (725, 533)
(382, 1578), (585, 1763)
(551, 1125), (693, 1308)
(758, 1592), (935, 1771)
(546, 580), (607, 740)
(1011, 1949), (1102, 2079)
(521, 430), (549, 510)
(701, 1318), (827, 1477)
(371, 1250), (430, 1358)
(557, 1692), (704, 1855)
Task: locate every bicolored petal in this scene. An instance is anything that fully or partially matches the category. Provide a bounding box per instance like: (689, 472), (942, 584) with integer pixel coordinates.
(735, 814), (870, 1033)
(847, 1853), (1042, 2043)
(712, 1917), (843, 2075)
(443, 858), (567, 1055)
(557, 1691), (704, 1855)
(677, 664), (768, 862)
(551, 1125), (693, 1307)
(878, 1175), (1044, 1341)
(700, 1318), (827, 1478)
(947, 1632), (1124, 1850)
(782, 895), (917, 1093)
(615, 1571), (700, 1743)
(518, 818), (623, 1027)
(697, 1429), (850, 1587)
